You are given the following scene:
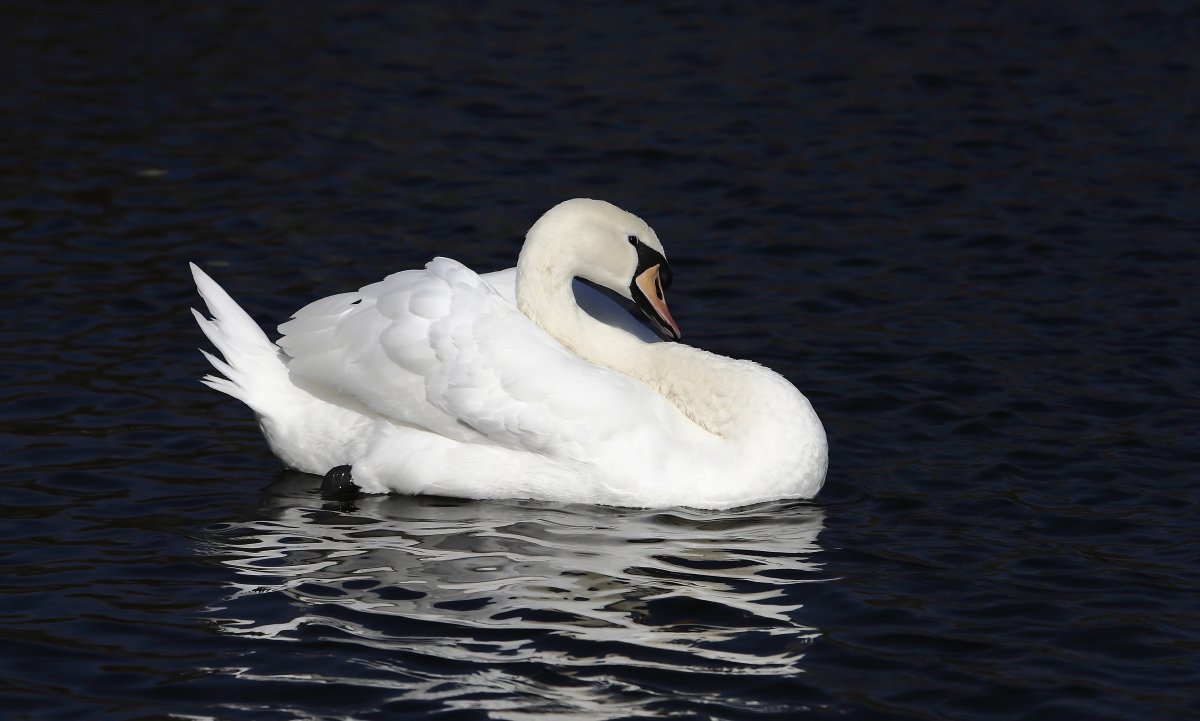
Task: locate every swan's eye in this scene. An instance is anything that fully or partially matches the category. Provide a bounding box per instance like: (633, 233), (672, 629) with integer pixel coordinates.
(628, 235), (639, 246)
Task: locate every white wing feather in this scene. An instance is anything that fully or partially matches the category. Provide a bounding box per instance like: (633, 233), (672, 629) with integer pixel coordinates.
(278, 258), (666, 461)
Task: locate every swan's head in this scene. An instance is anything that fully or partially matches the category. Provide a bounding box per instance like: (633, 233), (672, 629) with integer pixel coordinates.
(523, 198), (681, 341)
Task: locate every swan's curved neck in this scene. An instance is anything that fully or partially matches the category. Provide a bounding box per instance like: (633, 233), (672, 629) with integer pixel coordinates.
(506, 200), (827, 502)
(514, 237), (825, 503)
(515, 244), (595, 354)
(516, 245), (644, 372)
(516, 241), (771, 439)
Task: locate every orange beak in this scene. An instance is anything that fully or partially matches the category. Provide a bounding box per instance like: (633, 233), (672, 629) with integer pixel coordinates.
(633, 265), (681, 341)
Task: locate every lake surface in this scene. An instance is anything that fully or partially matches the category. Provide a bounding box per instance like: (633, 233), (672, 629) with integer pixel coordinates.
(2, 2), (1197, 719)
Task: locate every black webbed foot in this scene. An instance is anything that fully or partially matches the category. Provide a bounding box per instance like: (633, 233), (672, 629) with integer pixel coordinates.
(321, 464), (360, 499)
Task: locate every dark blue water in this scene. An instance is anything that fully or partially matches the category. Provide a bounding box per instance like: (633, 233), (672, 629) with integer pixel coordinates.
(2, 2), (1197, 719)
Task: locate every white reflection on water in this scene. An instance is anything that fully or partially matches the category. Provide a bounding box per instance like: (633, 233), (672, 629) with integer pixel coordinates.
(204, 472), (827, 718)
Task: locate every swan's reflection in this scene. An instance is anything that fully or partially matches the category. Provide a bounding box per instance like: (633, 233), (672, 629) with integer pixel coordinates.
(206, 472), (827, 715)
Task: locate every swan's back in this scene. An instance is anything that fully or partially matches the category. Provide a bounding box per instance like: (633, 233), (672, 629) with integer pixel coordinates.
(277, 258), (700, 463)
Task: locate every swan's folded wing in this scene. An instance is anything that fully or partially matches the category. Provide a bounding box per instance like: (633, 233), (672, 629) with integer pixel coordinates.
(279, 258), (663, 460)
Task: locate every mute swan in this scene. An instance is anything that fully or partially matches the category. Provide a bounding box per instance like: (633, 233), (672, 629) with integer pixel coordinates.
(191, 198), (827, 509)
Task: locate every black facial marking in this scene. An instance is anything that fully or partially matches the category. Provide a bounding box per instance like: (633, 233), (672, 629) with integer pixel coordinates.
(627, 237), (679, 342)
(631, 238), (671, 283)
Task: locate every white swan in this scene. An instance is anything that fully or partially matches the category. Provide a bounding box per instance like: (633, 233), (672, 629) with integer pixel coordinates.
(190, 198), (827, 509)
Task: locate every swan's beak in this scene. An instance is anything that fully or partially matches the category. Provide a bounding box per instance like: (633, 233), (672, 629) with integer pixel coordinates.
(632, 264), (681, 341)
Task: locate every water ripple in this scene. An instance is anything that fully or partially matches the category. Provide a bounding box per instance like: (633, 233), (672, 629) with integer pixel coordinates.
(202, 474), (828, 718)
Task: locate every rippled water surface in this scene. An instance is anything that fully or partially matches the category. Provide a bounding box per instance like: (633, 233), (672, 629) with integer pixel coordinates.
(208, 480), (825, 718)
(2, 2), (1198, 719)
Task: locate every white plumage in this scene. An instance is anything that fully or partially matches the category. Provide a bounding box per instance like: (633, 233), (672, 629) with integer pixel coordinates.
(191, 199), (827, 508)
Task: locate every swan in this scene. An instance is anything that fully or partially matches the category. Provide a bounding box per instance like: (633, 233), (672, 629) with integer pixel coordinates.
(190, 198), (827, 509)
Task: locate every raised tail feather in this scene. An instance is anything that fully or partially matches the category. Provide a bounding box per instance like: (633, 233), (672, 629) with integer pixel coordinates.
(189, 262), (290, 415)
(191, 263), (378, 477)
